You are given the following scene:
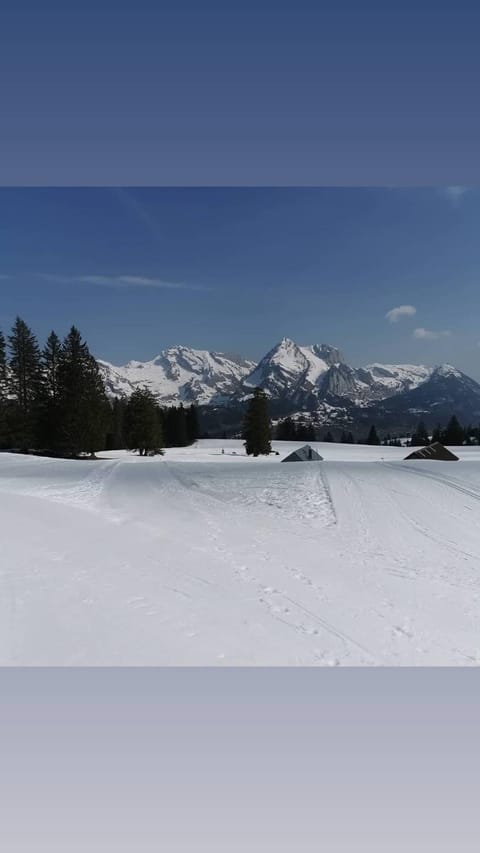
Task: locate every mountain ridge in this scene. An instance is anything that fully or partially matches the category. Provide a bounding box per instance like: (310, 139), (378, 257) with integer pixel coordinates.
(98, 339), (480, 429)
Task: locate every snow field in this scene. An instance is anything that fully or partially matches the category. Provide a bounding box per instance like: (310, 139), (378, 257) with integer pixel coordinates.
(0, 439), (479, 665)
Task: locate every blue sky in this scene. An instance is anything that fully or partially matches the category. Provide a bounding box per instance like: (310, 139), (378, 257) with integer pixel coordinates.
(1, 187), (479, 377)
(3, 2), (480, 185)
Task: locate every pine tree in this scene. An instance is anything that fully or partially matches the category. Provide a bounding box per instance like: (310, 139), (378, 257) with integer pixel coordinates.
(186, 404), (199, 445)
(83, 354), (111, 456)
(0, 330), (6, 392)
(175, 405), (189, 447)
(0, 329), (7, 447)
(124, 388), (163, 455)
(276, 416), (297, 441)
(38, 330), (62, 451)
(8, 317), (42, 451)
(464, 424), (474, 446)
(443, 414), (464, 446)
(163, 405), (189, 447)
(366, 424), (380, 445)
(410, 420), (430, 447)
(164, 407), (175, 446)
(296, 418), (316, 441)
(243, 387), (272, 457)
(431, 424), (443, 443)
(57, 326), (109, 457)
(105, 397), (127, 450)
(42, 331), (61, 402)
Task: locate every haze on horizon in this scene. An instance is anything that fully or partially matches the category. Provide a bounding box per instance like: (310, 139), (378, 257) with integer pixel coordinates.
(1, 187), (479, 379)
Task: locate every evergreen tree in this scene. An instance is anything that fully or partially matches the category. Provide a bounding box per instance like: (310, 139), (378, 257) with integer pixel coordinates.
(124, 387), (163, 455)
(164, 405), (189, 447)
(8, 317), (42, 451)
(464, 424), (474, 446)
(186, 404), (199, 445)
(175, 404), (189, 446)
(323, 430), (334, 443)
(57, 326), (110, 457)
(0, 329), (6, 392)
(443, 414), (464, 445)
(431, 424), (443, 443)
(296, 418), (316, 441)
(366, 424), (380, 445)
(276, 416), (297, 441)
(0, 329), (7, 447)
(243, 387), (272, 457)
(410, 420), (430, 447)
(42, 331), (61, 401)
(38, 330), (62, 451)
(105, 397), (127, 451)
(83, 358), (111, 456)
(164, 407), (176, 446)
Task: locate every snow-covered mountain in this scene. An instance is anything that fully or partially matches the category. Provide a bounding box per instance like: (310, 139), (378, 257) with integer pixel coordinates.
(243, 338), (345, 401)
(338, 362), (434, 404)
(368, 364), (480, 425)
(98, 346), (256, 406)
(241, 338), (433, 408)
(98, 339), (479, 428)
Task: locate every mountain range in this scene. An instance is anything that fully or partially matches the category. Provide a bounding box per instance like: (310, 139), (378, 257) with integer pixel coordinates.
(98, 338), (480, 433)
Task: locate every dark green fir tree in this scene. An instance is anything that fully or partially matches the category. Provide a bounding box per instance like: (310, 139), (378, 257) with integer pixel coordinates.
(38, 330), (62, 452)
(186, 404), (199, 445)
(366, 424), (380, 445)
(243, 387), (272, 457)
(57, 326), (110, 457)
(443, 414), (465, 446)
(410, 420), (430, 447)
(124, 387), (163, 456)
(0, 329), (7, 447)
(8, 317), (42, 451)
(276, 416), (297, 441)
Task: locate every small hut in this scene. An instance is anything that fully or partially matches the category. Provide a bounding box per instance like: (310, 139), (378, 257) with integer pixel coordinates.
(281, 444), (323, 463)
(404, 442), (459, 462)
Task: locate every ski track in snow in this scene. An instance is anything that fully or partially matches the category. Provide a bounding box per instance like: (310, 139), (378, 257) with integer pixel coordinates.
(0, 440), (479, 665)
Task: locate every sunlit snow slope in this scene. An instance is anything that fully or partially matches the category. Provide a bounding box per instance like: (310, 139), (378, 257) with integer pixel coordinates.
(1, 440), (479, 665)
(99, 346), (255, 405)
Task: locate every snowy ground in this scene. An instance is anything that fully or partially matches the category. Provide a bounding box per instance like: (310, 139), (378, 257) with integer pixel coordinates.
(1, 439), (479, 665)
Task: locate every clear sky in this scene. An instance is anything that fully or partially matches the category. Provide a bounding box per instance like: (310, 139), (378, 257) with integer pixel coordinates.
(3, 1), (480, 185)
(1, 187), (479, 378)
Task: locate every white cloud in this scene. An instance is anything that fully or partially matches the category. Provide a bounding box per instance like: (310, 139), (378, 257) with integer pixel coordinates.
(441, 186), (469, 205)
(385, 304), (417, 323)
(38, 273), (207, 291)
(413, 327), (451, 341)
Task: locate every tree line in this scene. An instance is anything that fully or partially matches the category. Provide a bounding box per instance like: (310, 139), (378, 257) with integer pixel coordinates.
(271, 412), (477, 449)
(408, 415), (479, 447)
(107, 390), (199, 456)
(242, 391), (359, 455)
(0, 318), (199, 457)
